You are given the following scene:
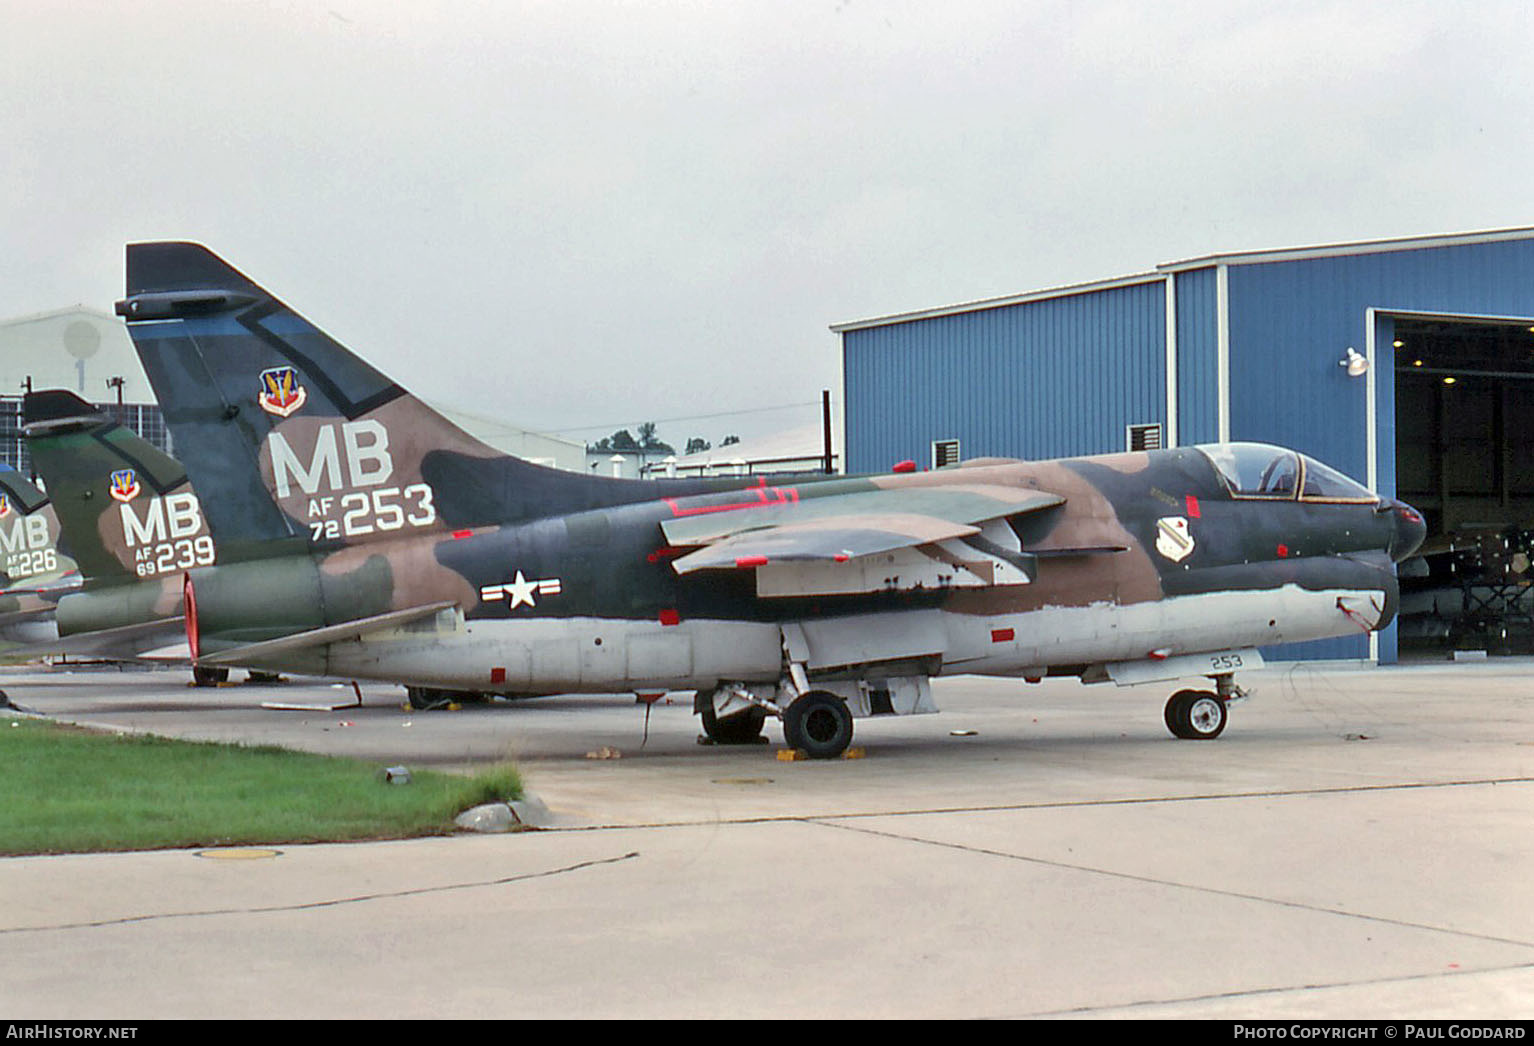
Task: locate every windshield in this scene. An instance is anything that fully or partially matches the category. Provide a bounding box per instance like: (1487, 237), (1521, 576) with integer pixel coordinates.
(1199, 444), (1299, 498)
(1298, 456), (1377, 502)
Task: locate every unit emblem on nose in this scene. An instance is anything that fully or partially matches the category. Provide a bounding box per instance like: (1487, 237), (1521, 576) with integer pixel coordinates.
(0, 494), (8, 519)
(1155, 515), (1195, 562)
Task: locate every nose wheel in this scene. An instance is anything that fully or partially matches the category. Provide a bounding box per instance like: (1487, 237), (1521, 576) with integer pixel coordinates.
(1164, 688), (1228, 739)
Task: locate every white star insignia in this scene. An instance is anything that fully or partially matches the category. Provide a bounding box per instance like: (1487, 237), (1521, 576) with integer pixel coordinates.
(504, 570), (539, 609)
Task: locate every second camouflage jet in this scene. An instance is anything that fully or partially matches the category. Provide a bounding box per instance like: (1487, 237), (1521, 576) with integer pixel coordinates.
(75, 242), (1426, 756)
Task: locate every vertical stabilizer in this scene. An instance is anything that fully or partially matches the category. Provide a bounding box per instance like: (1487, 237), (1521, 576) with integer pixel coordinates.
(23, 390), (216, 583)
(116, 243), (718, 559)
(0, 465), (74, 590)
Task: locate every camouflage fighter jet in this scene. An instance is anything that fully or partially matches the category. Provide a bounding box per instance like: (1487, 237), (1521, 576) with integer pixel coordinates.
(21, 391), (227, 679)
(88, 242), (1425, 757)
(0, 466), (79, 648)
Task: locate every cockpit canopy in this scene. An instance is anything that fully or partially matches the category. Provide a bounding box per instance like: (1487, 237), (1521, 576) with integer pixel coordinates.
(1197, 443), (1378, 503)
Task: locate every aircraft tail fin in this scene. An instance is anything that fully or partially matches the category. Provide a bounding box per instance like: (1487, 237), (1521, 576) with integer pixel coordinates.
(117, 243), (703, 554)
(0, 463), (75, 590)
(23, 390), (216, 581)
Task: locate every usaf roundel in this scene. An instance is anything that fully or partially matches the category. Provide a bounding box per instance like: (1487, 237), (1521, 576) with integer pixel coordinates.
(1155, 515), (1195, 562)
(258, 366), (308, 418)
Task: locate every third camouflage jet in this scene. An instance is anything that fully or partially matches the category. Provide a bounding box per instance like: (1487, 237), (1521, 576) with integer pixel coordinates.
(75, 242), (1427, 757)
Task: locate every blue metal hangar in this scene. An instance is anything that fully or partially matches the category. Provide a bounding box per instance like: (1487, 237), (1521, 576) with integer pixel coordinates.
(832, 227), (1534, 663)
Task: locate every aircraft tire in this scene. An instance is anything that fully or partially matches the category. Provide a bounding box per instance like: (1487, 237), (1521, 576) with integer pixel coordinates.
(192, 666), (229, 687)
(1164, 689), (1196, 736)
(783, 691), (854, 759)
(699, 701), (767, 744)
(1166, 689), (1226, 740)
(406, 686), (452, 710)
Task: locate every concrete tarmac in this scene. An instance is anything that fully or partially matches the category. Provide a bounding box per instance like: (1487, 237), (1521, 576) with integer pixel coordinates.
(1, 659), (1531, 1019)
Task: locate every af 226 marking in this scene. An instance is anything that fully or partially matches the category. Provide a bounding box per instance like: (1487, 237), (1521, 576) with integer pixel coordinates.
(5, 547), (57, 579)
(305, 484), (437, 541)
(1, 515), (56, 579)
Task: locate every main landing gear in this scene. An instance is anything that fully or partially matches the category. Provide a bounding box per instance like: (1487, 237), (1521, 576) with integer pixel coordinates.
(697, 694), (769, 745)
(1162, 674), (1245, 740)
(781, 690), (854, 760)
(695, 682), (864, 759)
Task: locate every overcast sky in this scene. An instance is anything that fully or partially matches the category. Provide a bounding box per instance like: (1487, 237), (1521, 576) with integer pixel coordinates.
(5, 1), (1533, 447)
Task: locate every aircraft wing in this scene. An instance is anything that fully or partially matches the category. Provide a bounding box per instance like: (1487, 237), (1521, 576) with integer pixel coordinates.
(662, 484), (1064, 596)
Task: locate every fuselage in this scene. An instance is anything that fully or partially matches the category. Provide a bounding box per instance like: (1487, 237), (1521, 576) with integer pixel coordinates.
(58, 443), (1423, 693)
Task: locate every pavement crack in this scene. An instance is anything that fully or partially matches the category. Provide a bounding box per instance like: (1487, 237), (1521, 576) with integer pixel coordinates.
(812, 818), (1534, 952)
(1015, 958), (1534, 1017)
(0, 851), (639, 935)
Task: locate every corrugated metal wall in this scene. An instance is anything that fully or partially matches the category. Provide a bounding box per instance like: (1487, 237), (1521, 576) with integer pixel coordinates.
(1228, 240), (1534, 480)
(843, 279), (1167, 473)
(1173, 267), (1219, 445)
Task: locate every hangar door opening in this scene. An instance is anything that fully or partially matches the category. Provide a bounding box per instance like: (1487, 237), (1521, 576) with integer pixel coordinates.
(1394, 315), (1534, 657)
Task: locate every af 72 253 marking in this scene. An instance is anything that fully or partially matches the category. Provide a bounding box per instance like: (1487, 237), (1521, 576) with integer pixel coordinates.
(306, 484), (436, 541)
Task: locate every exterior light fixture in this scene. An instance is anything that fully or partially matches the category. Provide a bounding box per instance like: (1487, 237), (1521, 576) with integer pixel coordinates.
(1340, 347), (1369, 377)
(1392, 340), (1404, 348)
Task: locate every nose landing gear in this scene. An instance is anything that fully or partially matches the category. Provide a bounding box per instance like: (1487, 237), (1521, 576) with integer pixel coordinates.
(1164, 673), (1246, 740)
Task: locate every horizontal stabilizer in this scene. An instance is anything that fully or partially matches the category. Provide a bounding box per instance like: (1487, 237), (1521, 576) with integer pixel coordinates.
(0, 601), (69, 628)
(47, 616), (187, 658)
(196, 600), (458, 666)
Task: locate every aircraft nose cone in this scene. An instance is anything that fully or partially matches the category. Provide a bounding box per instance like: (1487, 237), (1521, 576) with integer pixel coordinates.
(1389, 500), (1427, 563)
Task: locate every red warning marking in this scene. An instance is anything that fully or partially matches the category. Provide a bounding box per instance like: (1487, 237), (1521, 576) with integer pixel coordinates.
(183, 572), (200, 661)
(490, 667), (506, 684)
(1277, 543), (1289, 558)
(659, 608), (680, 626)
(1185, 495), (1201, 518)
(735, 555), (769, 568)
(991, 628), (1015, 643)
(664, 481), (799, 518)
(452, 529), (472, 540)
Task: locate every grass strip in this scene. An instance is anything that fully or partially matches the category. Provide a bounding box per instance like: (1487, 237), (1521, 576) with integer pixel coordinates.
(0, 717), (522, 855)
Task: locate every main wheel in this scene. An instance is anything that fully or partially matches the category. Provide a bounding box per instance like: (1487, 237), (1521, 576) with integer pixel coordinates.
(699, 700), (767, 744)
(407, 686), (451, 710)
(783, 691), (854, 759)
(192, 665), (229, 687)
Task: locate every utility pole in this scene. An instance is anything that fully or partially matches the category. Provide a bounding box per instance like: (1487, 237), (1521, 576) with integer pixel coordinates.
(821, 389), (834, 474)
(106, 376), (125, 424)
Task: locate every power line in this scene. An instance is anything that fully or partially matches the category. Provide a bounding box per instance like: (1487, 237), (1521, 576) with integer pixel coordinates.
(548, 398), (824, 435)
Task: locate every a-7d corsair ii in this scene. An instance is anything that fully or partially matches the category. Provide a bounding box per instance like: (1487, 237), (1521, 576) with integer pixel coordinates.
(96, 242), (1425, 756)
